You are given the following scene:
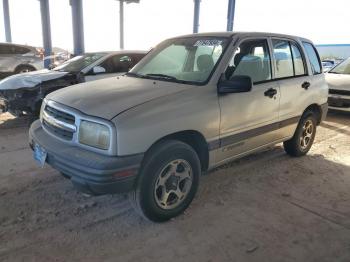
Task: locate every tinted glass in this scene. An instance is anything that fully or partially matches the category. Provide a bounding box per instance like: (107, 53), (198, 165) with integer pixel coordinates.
(16, 46), (30, 54)
(130, 37), (228, 84)
(225, 39), (272, 83)
(54, 53), (106, 72)
(291, 43), (305, 75)
(99, 55), (131, 73)
(303, 42), (322, 74)
(0, 44), (13, 54)
(272, 40), (294, 78)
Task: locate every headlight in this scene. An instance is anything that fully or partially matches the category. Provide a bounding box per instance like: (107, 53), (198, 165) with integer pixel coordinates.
(79, 120), (110, 150)
(39, 100), (46, 122)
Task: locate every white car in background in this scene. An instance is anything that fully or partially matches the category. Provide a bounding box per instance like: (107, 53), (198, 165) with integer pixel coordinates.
(326, 57), (350, 111)
(322, 61), (335, 72)
(0, 43), (44, 75)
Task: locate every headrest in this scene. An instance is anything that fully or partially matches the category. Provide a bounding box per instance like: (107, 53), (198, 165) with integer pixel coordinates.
(197, 54), (214, 71)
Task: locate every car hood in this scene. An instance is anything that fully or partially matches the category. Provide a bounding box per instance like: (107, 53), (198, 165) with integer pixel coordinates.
(47, 76), (191, 120)
(0, 69), (69, 90)
(325, 73), (350, 90)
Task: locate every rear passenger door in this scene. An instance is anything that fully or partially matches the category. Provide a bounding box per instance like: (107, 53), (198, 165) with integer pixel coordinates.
(271, 38), (312, 139)
(217, 38), (280, 163)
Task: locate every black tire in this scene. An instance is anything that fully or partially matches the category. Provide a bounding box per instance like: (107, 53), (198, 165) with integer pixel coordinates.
(15, 65), (35, 74)
(283, 110), (317, 157)
(129, 140), (201, 222)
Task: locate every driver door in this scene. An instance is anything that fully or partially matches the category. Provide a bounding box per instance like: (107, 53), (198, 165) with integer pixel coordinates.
(216, 38), (280, 163)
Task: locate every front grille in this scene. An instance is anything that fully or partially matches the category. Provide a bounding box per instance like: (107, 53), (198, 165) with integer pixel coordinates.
(45, 105), (75, 124)
(329, 89), (350, 96)
(43, 104), (76, 140)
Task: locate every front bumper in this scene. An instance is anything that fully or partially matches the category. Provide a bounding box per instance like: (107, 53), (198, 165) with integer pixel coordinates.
(320, 102), (328, 122)
(0, 98), (7, 113)
(29, 120), (144, 195)
(328, 94), (350, 112)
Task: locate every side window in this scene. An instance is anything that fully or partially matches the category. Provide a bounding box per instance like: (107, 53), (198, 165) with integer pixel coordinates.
(272, 39), (294, 78)
(99, 56), (116, 73)
(115, 55), (132, 72)
(0, 44), (12, 54)
(130, 54), (145, 67)
(14, 46), (30, 54)
(290, 43), (306, 76)
(302, 42), (322, 74)
(99, 55), (131, 73)
(225, 39), (272, 83)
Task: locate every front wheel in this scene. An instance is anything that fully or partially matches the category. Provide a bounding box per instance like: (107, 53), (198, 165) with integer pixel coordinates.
(283, 111), (317, 157)
(129, 140), (200, 222)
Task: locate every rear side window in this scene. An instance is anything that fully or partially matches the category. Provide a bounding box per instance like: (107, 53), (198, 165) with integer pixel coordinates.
(302, 42), (322, 74)
(290, 43), (306, 76)
(272, 39), (294, 78)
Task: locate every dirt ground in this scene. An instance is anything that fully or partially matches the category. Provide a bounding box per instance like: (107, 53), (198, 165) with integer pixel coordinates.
(0, 111), (349, 262)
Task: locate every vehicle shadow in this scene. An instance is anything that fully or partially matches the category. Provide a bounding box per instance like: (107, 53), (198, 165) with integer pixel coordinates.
(0, 113), (34, 129)
(1, 145), (350, 261)
(321, 110), (350, 136)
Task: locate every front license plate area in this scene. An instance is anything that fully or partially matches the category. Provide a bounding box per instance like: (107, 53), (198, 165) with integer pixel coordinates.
(33, 143), (47, 168)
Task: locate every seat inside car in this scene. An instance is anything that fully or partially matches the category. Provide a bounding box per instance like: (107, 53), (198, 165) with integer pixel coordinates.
(197, 54), (214, 72)
(232, 55), (268, 83)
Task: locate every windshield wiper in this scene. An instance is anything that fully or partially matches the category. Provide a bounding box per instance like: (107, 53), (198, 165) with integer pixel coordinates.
(145, 73), (178, 81)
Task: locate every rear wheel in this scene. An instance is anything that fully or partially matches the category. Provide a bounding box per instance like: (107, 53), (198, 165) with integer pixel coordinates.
(129, 140), (200, 222)
(283, 111), (317, 157)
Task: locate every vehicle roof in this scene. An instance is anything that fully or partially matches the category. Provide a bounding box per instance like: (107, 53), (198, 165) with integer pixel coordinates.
(171, 31), (313, 44)
(0, 42), (38, 49)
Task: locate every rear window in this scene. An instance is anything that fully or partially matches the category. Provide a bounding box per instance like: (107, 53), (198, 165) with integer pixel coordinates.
(302, 42), (322, 74)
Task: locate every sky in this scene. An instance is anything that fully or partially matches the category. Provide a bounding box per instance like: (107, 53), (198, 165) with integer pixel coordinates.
(0, 0), (349, 52)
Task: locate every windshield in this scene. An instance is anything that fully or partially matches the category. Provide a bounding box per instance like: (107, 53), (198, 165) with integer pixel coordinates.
(329, 58), (350, 74)
(129, 36), (229, 84)
(53, 53), (106, 72)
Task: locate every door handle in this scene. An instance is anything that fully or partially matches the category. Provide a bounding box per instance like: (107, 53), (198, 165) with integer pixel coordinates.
(264, 88), (277, 98)
(302, 81), (311, 90)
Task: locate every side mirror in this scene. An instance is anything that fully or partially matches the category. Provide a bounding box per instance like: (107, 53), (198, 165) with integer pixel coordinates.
(217, 75), (252, 94)
(93, 66), (106, 74)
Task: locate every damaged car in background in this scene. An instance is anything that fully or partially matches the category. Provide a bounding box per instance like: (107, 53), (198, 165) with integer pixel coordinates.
(0, 50), (146, 116)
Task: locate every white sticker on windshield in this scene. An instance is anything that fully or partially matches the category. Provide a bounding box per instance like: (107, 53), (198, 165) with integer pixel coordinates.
(194, 39), (223, 47)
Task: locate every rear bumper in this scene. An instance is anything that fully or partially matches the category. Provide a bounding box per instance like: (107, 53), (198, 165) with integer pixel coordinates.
(29, 120), (144, 195)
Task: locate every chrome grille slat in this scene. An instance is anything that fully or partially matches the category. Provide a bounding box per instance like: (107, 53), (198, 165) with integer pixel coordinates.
(43, 104), (76, 141)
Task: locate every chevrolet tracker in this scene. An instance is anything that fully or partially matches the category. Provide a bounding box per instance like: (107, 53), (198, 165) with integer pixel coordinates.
(29, 32), (328, 222)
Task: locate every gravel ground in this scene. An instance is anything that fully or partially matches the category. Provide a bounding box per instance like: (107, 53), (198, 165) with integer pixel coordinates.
(0, 111), (349, 262)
